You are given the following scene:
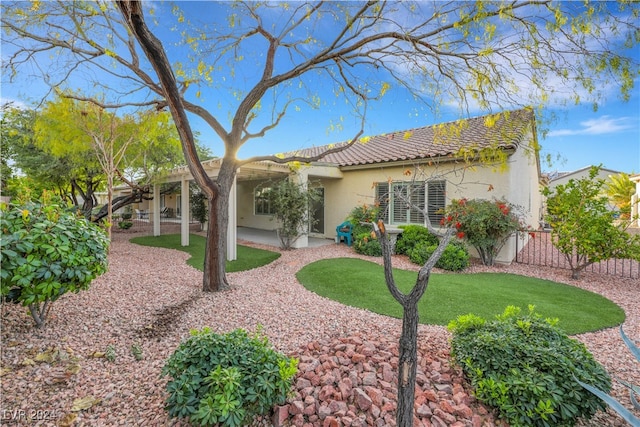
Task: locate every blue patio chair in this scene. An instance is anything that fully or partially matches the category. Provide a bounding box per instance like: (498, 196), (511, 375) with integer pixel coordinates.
(336, 221), (354, 246)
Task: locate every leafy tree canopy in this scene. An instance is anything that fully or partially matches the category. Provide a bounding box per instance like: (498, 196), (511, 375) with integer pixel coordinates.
(543, 166), (640, 279)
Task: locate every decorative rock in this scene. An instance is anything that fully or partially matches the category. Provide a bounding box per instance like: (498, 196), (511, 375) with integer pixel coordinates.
(440, 399), (455, 414)
(323, 416), (339, 427)
(296, 377), (312, 389)
(416, 404), (432, 417)
(351, 353), (366, 363)
(454, 403), (473, 418)
(289, 400), (304, 415)
(433, 407), (457, 424)
(364, 385), (383, 407)
(353, 388), (372, 411)
(338, 377), (353, 400)
(434, 383), (453, 394)
(362, 371), (377, 386)
(328, 399), (348, 416)
(273, 404), (290, 427)
(281, 334), (498, 427)
(317, 403), (332, 419)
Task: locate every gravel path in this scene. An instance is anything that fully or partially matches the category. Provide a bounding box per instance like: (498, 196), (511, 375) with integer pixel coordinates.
(1, 230), (638, 426)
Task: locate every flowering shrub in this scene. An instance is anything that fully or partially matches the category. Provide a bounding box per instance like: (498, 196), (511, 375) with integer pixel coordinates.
(347, 203), (381, 237)
(353, 231), (383, 257)
(443, 198), (524, 266)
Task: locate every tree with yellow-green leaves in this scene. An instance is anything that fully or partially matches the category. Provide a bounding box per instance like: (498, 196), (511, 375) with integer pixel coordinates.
(3, 2), (639, 424)
(33, 96), (186, 238)
(2, 100), (187, 232)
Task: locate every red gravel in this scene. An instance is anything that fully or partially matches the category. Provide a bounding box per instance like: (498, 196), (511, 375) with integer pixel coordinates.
(1, 230), (637, 426)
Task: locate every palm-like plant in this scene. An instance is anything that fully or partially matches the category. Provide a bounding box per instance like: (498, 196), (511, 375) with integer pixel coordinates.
(605, 172), (635, 220)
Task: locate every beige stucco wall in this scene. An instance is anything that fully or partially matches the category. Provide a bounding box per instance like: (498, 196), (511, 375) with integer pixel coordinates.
(237, 180), (279, 230)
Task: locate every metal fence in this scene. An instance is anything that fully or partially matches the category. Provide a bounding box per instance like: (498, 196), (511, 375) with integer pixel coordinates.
(514, 230), (640, 280)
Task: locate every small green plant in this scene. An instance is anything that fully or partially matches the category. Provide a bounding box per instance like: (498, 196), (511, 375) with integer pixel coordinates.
(353, 231), (383, 257)
(162, 327), (298, 427)
(0, 191), (109, 328)
(117, 220), (133, 230)
(394, 224), (438, 256)
(105, 345), (116, 362)
(131, 343), (143, 361)
(120, 212), (132, 220)
(576, 326), (640, 425)
(408, 240), (469, 271)
(266, 178), (320, 250)
(448, 305), (611, 426)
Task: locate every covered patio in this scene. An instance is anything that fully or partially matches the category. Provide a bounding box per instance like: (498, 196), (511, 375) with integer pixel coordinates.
(237, 226), (334, 248)
(152, 158), (343, 260)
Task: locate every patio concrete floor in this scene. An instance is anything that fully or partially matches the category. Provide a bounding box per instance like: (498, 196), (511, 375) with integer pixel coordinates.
(237, 226), (334, 248)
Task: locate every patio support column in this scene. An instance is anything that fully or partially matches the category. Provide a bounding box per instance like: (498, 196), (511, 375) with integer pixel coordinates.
(181, 178), (189, 247)
(153, 184), (161, 236)
(227, 174), (237, 261)
(291, 170), (309, 249)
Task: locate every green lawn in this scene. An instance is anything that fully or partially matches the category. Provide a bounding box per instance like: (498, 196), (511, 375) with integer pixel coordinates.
(130, 234), (280, 272)
(296, 258), (624, 335)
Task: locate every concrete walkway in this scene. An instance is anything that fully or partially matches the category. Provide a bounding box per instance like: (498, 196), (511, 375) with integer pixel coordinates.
(237, 226), (335, 248)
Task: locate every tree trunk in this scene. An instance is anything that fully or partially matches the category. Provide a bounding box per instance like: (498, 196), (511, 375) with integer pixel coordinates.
(203, 191), (229, 292)
(397, 297), (420, 426)
(201, 159), (235, 292)
(372, 221), (455, 427)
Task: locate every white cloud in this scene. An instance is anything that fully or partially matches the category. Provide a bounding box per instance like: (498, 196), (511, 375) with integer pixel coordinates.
(548, 116), (635, 137)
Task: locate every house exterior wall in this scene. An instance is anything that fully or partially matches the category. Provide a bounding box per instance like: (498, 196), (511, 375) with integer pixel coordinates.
(235, 140), (541, 264)
(237, 180), (279, 230)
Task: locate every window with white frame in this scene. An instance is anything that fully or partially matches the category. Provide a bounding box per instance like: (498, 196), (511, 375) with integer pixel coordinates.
(254, 186), (275, 215)
(375, 180), (445, 226)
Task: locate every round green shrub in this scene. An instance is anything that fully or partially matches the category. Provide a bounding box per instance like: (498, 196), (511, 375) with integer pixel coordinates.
(1, 193), (109, 328)
(117, 220), (133, 230)
(120, 212), (133, 220)
(162, 327), (298, 427)
(448, 306), (611, 427)
(436, 241), (469, 271)
(353, 232), (382, 257)
(395, 224), (438, 256)
(408, 240), (469, 271)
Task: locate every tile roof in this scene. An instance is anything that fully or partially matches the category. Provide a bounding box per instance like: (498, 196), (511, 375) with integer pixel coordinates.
(295, 108), (535, 167)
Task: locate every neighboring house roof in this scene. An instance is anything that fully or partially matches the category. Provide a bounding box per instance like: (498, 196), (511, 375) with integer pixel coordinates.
(548, 166), (622, 183)
(293, 108), (536, 167)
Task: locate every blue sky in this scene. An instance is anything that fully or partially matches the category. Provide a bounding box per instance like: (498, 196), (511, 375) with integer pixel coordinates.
(2, 1), (639, 174)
